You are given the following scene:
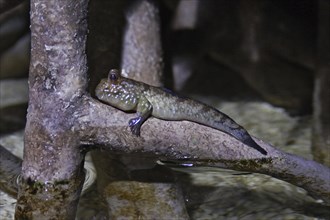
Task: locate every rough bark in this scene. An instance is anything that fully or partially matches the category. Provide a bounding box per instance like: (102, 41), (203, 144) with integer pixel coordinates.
(15, 0), (89, 219)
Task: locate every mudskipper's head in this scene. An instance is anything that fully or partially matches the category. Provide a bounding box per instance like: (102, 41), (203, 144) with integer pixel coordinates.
(95, 69), (124, 106)
(107, 69), (121, 84)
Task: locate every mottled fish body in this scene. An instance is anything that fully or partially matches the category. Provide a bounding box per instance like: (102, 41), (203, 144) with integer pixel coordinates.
(95, 69), (267, 155)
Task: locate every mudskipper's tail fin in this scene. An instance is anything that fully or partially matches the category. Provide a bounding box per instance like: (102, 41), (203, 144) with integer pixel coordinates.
(243, 137), (267, 155)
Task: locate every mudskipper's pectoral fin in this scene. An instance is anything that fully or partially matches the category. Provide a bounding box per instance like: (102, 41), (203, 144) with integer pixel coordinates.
(129, 117), (143, 136)
(128, 96), (152, 136)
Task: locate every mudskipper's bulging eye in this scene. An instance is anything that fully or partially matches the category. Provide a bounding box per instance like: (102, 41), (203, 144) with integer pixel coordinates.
(108, 69), (120, 81)
(109, 73), (117, 81)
